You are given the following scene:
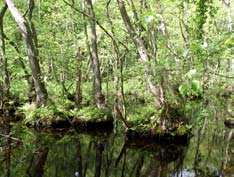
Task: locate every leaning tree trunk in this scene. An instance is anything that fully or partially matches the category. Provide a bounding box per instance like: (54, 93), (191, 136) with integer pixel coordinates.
(116, 0), (162, 108)
(5, 0), (47, 106)
(86, 0), (104, 108)
(0, 3), (10, 100)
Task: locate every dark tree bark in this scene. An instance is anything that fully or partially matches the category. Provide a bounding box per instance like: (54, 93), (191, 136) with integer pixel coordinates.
(95, 141), (105, 177)
(117, 0), (162, 108)
(27, 146), (49, 177)
(86, 0), (104, 108)
(0, 3), (10, 100)
(5, 0), (48, 106)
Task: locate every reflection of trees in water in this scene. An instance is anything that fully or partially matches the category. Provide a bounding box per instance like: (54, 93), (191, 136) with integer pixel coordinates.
(26, 135), (49, 177)
(95, 141), (105, 177)
(0, 126), (187, 177)
(0, 117), (229, 177)
(26, 146), (49, 177)
(76, 140), (83, 177)
(115, 141), (187, 177)
(0, 121), (21, 177)
(0, 122), (12, 177)
(74, 139), (106, 177)
(189, 107), (227, 177)
(223, 130), (234, 176)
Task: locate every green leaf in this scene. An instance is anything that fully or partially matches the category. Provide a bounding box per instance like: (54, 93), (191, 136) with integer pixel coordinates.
(186, 69), (197, 79)
(191, 80), (200, 91)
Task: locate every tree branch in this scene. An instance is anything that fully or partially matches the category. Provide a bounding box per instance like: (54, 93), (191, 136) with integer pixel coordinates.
(63, 0), (128, 51)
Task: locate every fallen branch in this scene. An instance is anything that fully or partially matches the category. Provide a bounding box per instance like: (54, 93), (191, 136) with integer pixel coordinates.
(0, 133), (22, 142)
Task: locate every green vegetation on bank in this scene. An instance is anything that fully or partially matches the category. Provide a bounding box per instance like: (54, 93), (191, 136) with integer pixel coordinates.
(0, 0), (233, 136)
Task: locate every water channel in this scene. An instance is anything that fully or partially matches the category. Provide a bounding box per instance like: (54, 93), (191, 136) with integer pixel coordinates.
(0, 100), (233, 177)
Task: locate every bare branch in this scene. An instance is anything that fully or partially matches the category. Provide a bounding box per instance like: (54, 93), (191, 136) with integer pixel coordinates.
(63, 0), (128, 51)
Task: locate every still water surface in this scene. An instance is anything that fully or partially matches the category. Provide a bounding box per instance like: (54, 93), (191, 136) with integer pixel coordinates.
(0, 104), (233, 177)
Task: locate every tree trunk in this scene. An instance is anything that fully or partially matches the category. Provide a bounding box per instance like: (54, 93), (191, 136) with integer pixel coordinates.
(75, 47), (82, 109)
(223, 0), (232, 31)
(5, 0), (47, 106)
(0, 3), (10, 100)
(106, 1), (127, 122)
(3, 33), (34, 99)
(116, 0), (162, 108)
(86, 0), (104, 108)
(82, 0), (92, 86)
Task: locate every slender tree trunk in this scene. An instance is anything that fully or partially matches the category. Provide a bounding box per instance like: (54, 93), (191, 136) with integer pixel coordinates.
(5, 0), (47, 106)
(129, 0), (145, 32)
(0, 3), (10, 100)
(82, 0), (92, 82)
(106, 1), (127, 121)
(223, 0), (232, 74)
(223, 0), (232, 31)
(117, 0), (162, 108)
(86, 0), (104, 108)
(50, 57), (59, 83)
(4, 33), (33, 98)
(75, 47), (82, 109)
(138, 0), (143, 17)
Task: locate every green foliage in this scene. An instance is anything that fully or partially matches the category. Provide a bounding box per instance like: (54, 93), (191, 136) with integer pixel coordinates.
(20, 98), (74, 126)
(19, 102), (38, 125)
(224, 34), (234, 49)
(1, 0), (232, 133)
(179, 69), (202, 97)
(71, 106), (112, 122)
(127, 103), (157, 127)
(188, 0), (217, 39)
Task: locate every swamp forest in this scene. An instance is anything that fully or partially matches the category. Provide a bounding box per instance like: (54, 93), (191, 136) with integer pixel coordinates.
(0, 0), (233, 176)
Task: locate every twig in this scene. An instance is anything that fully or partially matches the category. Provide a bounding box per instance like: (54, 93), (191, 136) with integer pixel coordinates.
(208, 72), (234, 79)
(62, 0), (129, 51)
(0, 133), (22, 142)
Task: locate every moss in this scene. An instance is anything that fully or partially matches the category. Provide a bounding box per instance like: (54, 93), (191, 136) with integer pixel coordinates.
(72, 106), (112, 122)
(20, 98), (112, 128)
(126, 102), (191, 137)
(20, 98), (73, 127)
(171, 125), (192, 136)
(127, 103), (158, 126)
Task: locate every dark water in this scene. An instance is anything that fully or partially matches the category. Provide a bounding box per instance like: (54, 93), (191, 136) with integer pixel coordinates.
(0, 103), (233, 177)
